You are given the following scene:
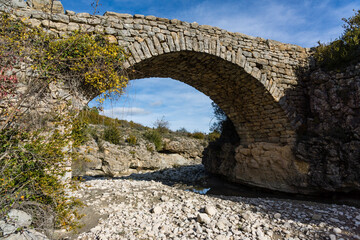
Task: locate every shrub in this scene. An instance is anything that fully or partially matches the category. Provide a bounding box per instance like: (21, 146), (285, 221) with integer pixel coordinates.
(0, 128), (83, 231)
(144, 130), (163, 151)
(0, 11), (129, 233)
(153, 116), (170, 134)
(191, 131), (206, 140)
(104, 125), (122, 145)
(207, 130), (221, 142)
(176, 127), (189, 135)
(126, 134), (137, 145)
(314, 9), (360, 70)
(71, 118), (90, 147)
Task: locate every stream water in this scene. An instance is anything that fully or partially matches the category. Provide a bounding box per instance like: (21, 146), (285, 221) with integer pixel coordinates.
(185, 173), (360, 208)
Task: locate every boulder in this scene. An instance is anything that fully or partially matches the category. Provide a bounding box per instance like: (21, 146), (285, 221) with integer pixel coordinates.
(7, 209), (32, 228)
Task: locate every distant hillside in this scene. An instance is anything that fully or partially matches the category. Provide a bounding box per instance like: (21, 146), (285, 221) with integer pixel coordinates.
(72, 107), (220, 177)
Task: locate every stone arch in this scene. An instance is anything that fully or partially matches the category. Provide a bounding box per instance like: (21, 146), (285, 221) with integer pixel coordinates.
(4, 4), (312, 192)
(127, 50), (296, 146)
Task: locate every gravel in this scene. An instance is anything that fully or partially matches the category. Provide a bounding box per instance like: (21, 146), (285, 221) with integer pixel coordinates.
(59, 166), (360, 240)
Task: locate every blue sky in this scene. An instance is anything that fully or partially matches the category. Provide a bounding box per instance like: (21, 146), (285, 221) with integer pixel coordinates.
(59, 0), (359, 132)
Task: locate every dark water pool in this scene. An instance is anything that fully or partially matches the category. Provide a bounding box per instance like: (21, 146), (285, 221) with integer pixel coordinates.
(185, 174), (360, 208)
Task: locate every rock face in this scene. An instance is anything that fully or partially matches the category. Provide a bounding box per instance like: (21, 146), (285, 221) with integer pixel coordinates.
(28, 0), (64, 14)
(0, 0), (27, 8)
(72, 128), (206, 177)
(294, 63), (360, 192)
(204, 119), (309, 193)
(204, 62), (360, 194)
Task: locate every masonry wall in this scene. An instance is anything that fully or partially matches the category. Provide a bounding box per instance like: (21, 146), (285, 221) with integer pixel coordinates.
(7, 0), (358, 194)
(294, 63), (360, 192)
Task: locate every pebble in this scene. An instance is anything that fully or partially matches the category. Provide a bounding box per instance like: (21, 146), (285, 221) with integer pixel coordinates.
(151, 206), (162, 214)
(312, 214), (322, 220)
(205, 205), (217, 216)
(59, 166), (360, 240)
(197, 213), (211, 224)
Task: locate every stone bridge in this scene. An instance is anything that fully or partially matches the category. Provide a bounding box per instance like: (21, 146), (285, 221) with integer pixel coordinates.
(1, 0), (317, 193)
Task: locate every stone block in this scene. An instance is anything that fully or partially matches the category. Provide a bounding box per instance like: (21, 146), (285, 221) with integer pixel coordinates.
(28, 0), (64, 14)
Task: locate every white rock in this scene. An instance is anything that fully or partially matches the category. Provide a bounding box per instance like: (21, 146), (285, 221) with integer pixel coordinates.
(0, 221), (17, 235)
(215, 235), (228, 240)
(197, 213), (211, 224)
(274, 213), (281, 219)
(205, 205), (217, 216)
(216, 220), (226, 230)
(7, 209), (32, 228)
(333, 227), (342, 234)
(151, 206), (162, 214)
(329, 234), (337, 240)
(160, 195), (169, 202)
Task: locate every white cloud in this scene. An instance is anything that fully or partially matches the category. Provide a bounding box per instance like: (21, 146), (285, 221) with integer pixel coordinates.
(176, 0), (359, 47)
(102, 107), (151, 118)
(150, 100), (163, 107)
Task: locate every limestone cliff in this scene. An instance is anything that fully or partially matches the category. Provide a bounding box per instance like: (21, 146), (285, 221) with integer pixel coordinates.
(72, 125), (207, 177)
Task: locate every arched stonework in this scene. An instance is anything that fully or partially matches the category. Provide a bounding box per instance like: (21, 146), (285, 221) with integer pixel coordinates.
(130, 51), (295, 146)
(3, 3), (313, 192)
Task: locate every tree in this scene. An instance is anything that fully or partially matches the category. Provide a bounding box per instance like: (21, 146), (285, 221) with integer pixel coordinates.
(153, 116), (170, 134)
(209, 102), (227, 133)
(314, 9), (360, 70)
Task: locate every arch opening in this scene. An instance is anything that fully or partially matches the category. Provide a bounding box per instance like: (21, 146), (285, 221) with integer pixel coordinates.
(89, 77), (214, 134)
(81, 50), (306, 193)
(128, 51), (295, 145)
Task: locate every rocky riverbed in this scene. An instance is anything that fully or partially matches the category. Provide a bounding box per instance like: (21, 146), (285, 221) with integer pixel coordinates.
(55, 165), (360, 240)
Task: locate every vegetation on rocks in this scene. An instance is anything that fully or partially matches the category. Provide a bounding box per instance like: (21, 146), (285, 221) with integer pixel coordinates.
(314, 9), (360, 70)
(0, 11), (128, 233)
(144, 129), (164, 151)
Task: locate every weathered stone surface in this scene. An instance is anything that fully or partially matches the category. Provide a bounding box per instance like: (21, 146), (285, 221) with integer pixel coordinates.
(0, 0), (27, 8)
(28, 0), (64, 14)
(104, 35), (117, 44)
(72, 128), (204, 177)
(293, 63), (360, 193)
(197, 213), (211, 224)
(7, 209), (32, 228)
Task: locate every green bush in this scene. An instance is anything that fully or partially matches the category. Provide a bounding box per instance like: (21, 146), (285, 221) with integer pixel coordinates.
(191, 131), (206, 140)
(126, 134), (137, 145)
(207, 130), (221, 142)
(144, 130), (163, 151)
(314, 9), (360, 70)
(104, 125), (122, 145)
(0, 128), (83, 230)
(71, 118), (90, 147)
